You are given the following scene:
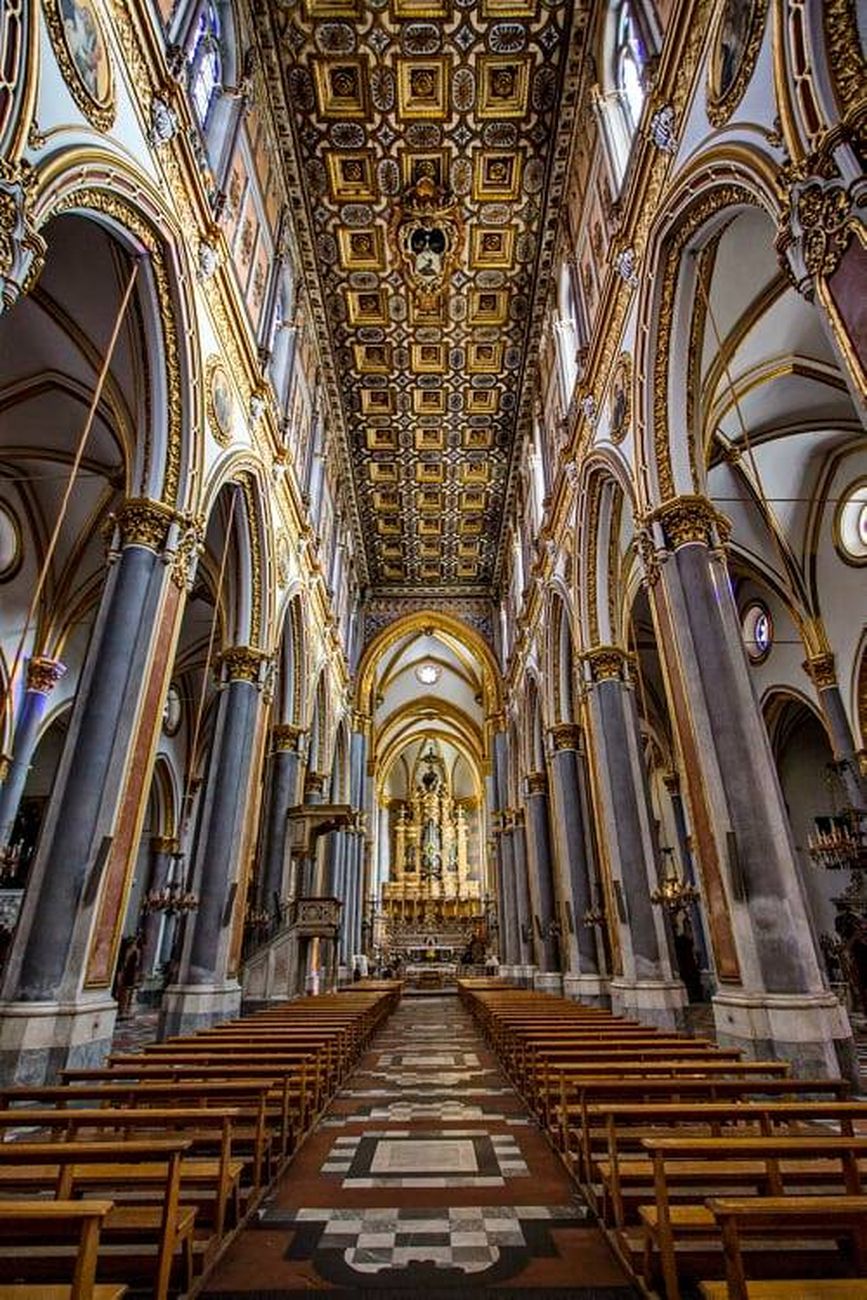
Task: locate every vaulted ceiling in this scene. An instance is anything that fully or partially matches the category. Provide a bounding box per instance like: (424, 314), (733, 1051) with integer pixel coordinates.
(255, 0), (581, 593)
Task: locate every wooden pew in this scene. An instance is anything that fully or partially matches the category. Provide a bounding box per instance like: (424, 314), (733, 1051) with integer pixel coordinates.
(638, 1134), (867, 1300)
(0, 1106), (242, 1244)
(700, 1196), (867, 1300)
(0, 1201), (125, 1300)
(0, 1139), (191, 1300)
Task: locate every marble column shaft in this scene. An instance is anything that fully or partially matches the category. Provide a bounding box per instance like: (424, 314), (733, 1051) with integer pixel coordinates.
(655, 535), (825, 995)
(141, 838), (176, 976)
(6, 541), (166, 1003)
(499, 826), (519, 968)
(0, 660), (66, 849)
(512, 817), (534, 968)
(524, 779), (558, 971)
(258, 736), (303, 911)
(186, 669), (262, 986)
(548, 744), (598, 974)
(586, 672), (667, 981)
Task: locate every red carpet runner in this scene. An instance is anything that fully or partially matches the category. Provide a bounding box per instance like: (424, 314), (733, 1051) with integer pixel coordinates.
(203, 993), (636, 1298)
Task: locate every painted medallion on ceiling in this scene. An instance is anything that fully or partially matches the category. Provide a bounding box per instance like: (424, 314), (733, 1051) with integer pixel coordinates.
(259, 0), (575, 589)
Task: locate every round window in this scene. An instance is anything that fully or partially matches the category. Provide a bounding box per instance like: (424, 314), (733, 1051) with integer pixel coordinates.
(0, 499), (22, 583)
(836, 480), (867, 565)
(742, 601), (773, 663)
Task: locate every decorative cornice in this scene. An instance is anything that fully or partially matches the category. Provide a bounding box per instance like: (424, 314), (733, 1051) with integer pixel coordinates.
(25, 656), (66, 694)
(220, 645), (271, 684)
(804, 652), (837, 691)
(548, 722), (581, 751)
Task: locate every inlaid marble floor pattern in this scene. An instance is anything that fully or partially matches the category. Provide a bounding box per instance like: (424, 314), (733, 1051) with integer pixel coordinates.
(203, 995), (637, 1297)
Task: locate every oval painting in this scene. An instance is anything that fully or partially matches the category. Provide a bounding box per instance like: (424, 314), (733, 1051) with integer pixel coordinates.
(52, 0), (114, 125)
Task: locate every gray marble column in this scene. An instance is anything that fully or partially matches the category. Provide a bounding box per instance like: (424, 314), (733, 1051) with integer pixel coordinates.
(583, 646), (685, 1028)
(547, 726), (600, 981)
(523, 772), (559, 977)
(498, 822), (520, 970)
(140, 836), (177, 976)
(162, 646), (269, 1036)
(512, 812), (536, 982)
(804, 654), (867, 810)
(0, 658), (66, 851)
(4, 514), (173, 1008)
(649, 495), (853, 1076)
(257, 724), (304, 913)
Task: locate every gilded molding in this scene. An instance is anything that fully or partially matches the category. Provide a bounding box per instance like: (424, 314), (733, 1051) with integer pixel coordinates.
(48, 187), (183, 506)
(652, 185), (758, 500)
(25, 656), (66, 694)
(823, 0), (866, 118)
(583, 645), (629, 683)
(169, 515), (205, 591)
(804, 651), (837, 691)
(706, 0), (769, 128)
(548, 722), (581, 751)
(240, 474), (263, 647)
(0, 160), (46, 313)
(150, 835), (179, 855)
(115, 497), (175, 552)
(220, 644), (271, 684)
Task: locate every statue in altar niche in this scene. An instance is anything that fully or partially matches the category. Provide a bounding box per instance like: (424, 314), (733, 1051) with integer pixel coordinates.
(382, 738), (481, 935)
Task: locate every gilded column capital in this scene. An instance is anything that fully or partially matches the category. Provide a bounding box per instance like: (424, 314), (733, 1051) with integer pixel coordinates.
(547, 722), (581, 751)
(25, 656), (66, 694)
(651, 495), (729, 550)
(150, 835), (179, 855)
(0, 161), (46, 315)
(486, 710), (508, 733)
(803, 651), (837, 691)
(525, 771), (548, 796)
(583, 645), (629, 683)
(304, 771), (327, 799)
(272, 723), (306, 753)
(350, 709), (370, 734)
(114, 498), (176, 552)
(512, 806), (525, 827)
(220, 645), (271, 684)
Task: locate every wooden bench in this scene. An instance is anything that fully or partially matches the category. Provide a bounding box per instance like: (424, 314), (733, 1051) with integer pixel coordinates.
(638, 1135), (867, 1300)
(700, 1196), (867, 1300)
(0, 1139), (192, 1300)
(0, 1200), (126, 1300)
(0, 1106), (243, 1243)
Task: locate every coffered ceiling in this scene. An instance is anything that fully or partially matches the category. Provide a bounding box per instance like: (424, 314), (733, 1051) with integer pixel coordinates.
(255, 0), (580, 593)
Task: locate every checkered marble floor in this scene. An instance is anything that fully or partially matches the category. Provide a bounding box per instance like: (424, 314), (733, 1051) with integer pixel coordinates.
(203, 994), (637, 1296)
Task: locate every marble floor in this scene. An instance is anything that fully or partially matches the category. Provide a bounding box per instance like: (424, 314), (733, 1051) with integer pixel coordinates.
(203, 995), (637, 1297)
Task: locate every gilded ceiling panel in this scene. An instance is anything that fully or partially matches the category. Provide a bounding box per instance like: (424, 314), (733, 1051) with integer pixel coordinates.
(258, 0), (577, 589)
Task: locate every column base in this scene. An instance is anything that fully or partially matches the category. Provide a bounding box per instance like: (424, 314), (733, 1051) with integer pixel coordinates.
(0, 995), (117, 1086)
(159, 981), (241, 1039)
(609, 977), (688, 1030)
(515, 964), (538, 989)
(563, 973), (610, 1007)
(533, 972), (564, 996)
(712, 988), (856, 1084)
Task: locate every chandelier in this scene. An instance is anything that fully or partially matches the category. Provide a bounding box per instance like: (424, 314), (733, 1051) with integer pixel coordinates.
(142, 883), (199, 915)
(807, 760), (867, 872)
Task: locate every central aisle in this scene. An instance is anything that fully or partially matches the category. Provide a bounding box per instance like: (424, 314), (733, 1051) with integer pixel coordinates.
(204, 994), (637, 1297)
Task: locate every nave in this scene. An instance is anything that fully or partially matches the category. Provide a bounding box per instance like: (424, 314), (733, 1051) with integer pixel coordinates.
(204, 992), (633, 1297)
